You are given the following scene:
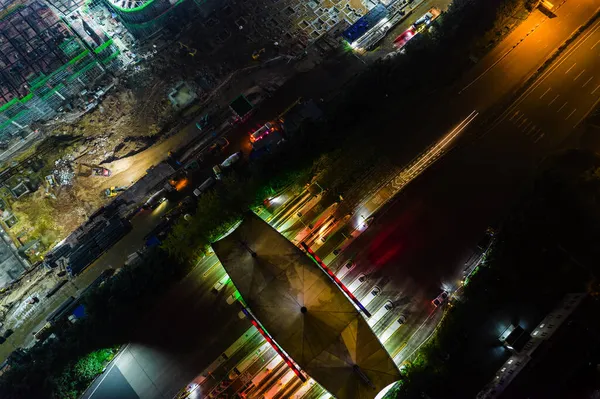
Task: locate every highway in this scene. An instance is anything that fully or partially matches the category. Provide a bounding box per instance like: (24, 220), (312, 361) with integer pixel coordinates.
(17, 1), (600, 398)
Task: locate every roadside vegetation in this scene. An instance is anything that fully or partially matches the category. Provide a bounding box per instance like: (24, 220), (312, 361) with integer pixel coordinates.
(0, 0), (545, 397)
(389, 149), (600, 398)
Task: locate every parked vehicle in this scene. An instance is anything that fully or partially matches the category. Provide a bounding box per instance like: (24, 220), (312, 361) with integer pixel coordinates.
(193, 177), (215, 197)
(432, 291), (448, 307)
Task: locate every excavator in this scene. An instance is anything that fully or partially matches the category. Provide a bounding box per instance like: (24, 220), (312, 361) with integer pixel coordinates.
(104, 186), (127, 198)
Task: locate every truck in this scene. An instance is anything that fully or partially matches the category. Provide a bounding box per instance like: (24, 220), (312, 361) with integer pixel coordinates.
(213, 152), (242, 179)
(91, 167), (111, 177)
(413, 7), (441, 30)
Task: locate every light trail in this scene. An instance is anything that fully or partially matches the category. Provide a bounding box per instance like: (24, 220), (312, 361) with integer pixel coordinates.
(402, 110), (479, 181)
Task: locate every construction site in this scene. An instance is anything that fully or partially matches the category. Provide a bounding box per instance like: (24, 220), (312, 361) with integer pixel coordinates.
(0, 0), (383, 347)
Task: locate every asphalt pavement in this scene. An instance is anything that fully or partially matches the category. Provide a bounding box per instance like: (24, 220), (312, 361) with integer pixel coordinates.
(82, 255), (250, 399)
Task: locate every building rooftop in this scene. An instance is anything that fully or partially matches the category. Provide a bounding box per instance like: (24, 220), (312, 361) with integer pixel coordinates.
(212, 212), (400, 399)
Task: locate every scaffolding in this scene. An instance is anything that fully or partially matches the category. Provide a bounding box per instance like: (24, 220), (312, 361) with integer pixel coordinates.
(0, 0), (125, 138)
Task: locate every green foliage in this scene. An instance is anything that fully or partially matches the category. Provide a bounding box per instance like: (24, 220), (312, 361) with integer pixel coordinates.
(50, 348), (117, 399)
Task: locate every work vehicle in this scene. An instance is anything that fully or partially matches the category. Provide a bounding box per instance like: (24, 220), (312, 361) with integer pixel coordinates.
(221, 151), (242, 168)
(249, 122), (275, 143)
(92, 167), (111, 177)
(432, 291), (448, 307)
(34, 322), (53, 342)
(143, 188), (168, 210)
(193, 177), (215, 197)
(213, 151), (242, 179)
(540, 0), (554, 10)
(104, 186), (127, 197)
(413, 7), (441, 29)
(79, 163), (111, 177)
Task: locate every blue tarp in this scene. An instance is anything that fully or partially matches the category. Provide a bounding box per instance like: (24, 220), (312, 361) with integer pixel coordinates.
(342, 4), (389, 43)
(72, 304), (85, 319)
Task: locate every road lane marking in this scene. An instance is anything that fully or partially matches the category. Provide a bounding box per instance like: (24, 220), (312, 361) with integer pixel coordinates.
(539, 87), (551, 99)
(565, 63), (576, 74)
(593, 84), (600, 95)
(202, 260), (221, 278)
(593, 39), (600, 50)
(87, 344), (130, 398)
(565, 109), (577, 120)
(582, 76), (594, 88)
(574, 69), (585, 81)
(557, 102), (568, 112)
(548, 94), (560, 106)
(484, 19), (600, 136)
(534, 133), (545, 143)
(509, 110), (520, 121)
(513, 113), (524, 123)
(521, 120), (533, 131)
(518, 118), (528, 128)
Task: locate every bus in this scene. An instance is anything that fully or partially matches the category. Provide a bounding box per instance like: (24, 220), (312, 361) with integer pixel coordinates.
(369, 300), (394, 327)
(336, 260), (355, 280)
(347, 274), (367, 292)
(378, 314), (407, 343)
(263, 369), (296, 399)
(228, 341), (271, 380)
(237, 356), (283, 398)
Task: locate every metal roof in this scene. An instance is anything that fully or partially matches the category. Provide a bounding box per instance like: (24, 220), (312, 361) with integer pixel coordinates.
(212, 212), (400, 399)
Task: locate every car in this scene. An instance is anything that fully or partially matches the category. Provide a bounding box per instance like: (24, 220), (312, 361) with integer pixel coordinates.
(193, 177), (215, 197)
(393, 27), (417, 49)
(371, 286), (381, 296)
(432, 291), (449, 307)
(384, 301), (394, 311)
(397, 315), (407, 324)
